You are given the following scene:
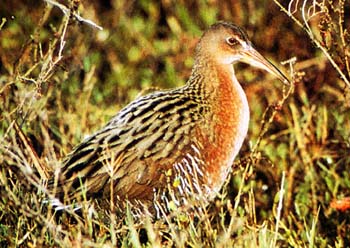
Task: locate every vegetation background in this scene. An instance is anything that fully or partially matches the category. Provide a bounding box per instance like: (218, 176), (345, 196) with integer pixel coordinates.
(0, 0), (349, 247)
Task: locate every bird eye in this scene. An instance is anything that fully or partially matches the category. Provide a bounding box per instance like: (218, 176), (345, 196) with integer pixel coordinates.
(226, 37), (238, 46)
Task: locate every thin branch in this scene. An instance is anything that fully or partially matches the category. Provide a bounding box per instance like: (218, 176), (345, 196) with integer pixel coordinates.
(37, 15), (69, 84)
(43, 0), (103, 30)
(273, 0), (350, 89)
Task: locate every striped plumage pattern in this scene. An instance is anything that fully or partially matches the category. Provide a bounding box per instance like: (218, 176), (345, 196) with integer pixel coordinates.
(51, 21), (288, 210)
(56, 83), (211, 203)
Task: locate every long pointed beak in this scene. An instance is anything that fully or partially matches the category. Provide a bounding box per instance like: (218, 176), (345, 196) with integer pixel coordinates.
(240, 46), (290, 85)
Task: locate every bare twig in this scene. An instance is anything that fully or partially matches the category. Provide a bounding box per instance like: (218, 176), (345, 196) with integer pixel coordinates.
(43, 0), (103, 30)
(273, 0), (350, 89)
(36, 15), (69, 84)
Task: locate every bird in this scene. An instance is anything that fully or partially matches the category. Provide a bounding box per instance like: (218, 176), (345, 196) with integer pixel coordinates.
(50, 21), (289, 211)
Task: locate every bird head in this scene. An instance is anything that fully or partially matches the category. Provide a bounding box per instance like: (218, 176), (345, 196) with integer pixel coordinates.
(197, 21), (290, 84)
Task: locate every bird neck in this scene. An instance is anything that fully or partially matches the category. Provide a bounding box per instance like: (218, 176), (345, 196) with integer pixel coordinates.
(186, 57), (221, 100)
(186, 56), (250, 195)
(186, 56), (242, 103)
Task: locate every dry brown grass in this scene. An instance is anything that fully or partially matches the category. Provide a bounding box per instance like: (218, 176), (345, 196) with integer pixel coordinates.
(1, 0), (349, 246)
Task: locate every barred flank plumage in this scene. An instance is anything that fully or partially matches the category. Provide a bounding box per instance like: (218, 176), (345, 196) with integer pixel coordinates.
(55, 86), (210, 202)
(50, 21), (288, 210)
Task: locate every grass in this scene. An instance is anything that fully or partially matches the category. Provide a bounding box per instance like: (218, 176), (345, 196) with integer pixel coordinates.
(1, 0), (350, 247)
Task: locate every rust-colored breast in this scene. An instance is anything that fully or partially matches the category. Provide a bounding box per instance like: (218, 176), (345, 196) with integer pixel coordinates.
(195, 65), (249, 197)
